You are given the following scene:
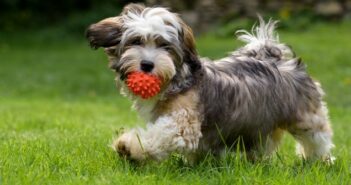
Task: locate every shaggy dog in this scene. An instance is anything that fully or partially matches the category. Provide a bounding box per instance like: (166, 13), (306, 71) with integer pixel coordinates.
(86, 3), (334, 163)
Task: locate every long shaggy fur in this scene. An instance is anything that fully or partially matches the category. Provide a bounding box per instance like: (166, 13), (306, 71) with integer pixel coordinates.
(86, 3), (334, 163)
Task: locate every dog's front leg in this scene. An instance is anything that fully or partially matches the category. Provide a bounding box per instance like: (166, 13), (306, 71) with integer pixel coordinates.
(113, 109), (202, 162)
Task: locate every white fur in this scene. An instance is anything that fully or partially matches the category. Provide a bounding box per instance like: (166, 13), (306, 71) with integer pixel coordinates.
(122, 7), (181, 43)
(291, 102), (335, 162)
(277, 58), (299, 72)
(295, 131), (335, 161)
(132, 97), (159, 121)
(135, 116), (183, 160)
(236, 17), (294, 60)
(120, 109), (201, 161)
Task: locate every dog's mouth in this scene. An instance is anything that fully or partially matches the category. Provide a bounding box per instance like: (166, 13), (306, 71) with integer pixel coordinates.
(119, 73), (127, 81)
(120, 71), (158, 81)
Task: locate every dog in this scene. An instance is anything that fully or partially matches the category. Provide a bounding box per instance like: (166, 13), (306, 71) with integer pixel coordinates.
(86, 3), (334, 163)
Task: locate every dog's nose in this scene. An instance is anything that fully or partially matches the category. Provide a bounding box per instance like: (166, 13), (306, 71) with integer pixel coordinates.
(140, 60), (154, 72)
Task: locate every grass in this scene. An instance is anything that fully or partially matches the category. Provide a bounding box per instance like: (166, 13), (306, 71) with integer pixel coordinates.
(1, 22), (351, 184)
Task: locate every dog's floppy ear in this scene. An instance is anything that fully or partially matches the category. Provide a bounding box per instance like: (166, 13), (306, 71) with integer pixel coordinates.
(165, 21), (202, 96)
(86, 17), (123, 49)
(180, 22), (201, 73)
(86, 3), (145, 49)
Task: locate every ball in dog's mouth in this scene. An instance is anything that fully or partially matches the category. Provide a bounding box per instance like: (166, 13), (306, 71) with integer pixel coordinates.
(126, 72), (161, 99)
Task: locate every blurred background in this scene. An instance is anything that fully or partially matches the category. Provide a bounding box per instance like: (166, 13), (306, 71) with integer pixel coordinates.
(1, 0), (350, 101)
(0, 0), (350, 104)
(1, 0), (351, 35)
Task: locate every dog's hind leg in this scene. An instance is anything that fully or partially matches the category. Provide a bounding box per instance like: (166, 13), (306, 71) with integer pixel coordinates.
(263, 128), (285, 156)
(244, 128), (285, 161)
(288, 102), (334, 163)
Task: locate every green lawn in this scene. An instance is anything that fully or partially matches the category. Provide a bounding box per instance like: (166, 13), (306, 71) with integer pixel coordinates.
(1, 22), (351, 184)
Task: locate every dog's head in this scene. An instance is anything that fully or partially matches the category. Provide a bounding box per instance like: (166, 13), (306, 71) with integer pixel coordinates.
(86, 3), (201, 99)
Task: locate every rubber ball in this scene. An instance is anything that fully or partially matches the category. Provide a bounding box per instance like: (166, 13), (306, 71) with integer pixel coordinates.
(126, 72), (161, 99)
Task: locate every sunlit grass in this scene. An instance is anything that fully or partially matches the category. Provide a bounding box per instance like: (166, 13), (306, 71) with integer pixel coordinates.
(0, 22), (350, 184)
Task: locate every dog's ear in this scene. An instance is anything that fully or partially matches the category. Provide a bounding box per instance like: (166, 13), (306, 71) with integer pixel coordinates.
(86, 17), (123, 49)
(165, 21), (202, 96)
(179, 21), (201, 74)
(86, 3), (145, 49)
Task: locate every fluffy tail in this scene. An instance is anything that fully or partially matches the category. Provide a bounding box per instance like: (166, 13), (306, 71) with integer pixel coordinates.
(235, 17), (295, 61)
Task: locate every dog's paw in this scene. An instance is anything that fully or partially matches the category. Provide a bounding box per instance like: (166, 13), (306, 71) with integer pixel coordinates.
(113, 131), (146, 161)
(324, 155), (336, 165)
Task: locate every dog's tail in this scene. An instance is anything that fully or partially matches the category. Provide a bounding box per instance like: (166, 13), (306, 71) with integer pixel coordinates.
(235, 16), (295, 61)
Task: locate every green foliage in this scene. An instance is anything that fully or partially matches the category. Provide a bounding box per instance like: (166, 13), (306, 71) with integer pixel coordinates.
(213, 18), (254, 38)
(0, 22), (351, 184)
(0, 0), (127, 32)
(216, 7), (339, 37)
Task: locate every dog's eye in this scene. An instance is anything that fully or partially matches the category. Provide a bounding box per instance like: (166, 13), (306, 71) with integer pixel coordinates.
(159, 43), (169, 47)
(159, 42), (171, 50)
(130, 38), (142, 46)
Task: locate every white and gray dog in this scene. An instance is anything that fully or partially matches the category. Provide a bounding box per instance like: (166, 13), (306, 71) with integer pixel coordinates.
(86, 3), (334, 163)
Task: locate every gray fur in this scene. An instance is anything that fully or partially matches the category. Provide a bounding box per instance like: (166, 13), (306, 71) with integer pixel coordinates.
(193, 21), (323, 154)
(197, 57), (321, 153)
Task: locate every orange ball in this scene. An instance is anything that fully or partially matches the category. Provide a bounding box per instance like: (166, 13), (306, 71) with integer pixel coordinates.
(126, 72), (161, 99)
